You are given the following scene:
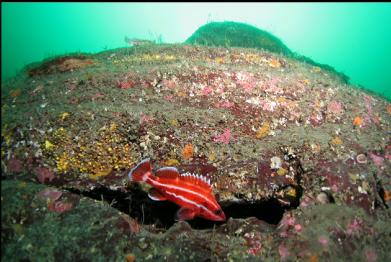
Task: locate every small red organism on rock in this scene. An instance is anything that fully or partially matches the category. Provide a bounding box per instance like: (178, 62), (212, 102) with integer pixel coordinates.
(139, 112), (154, 125)
(364, 249), (378, 262)
(117, 79), (135, 89)
(37, 188), (63, 202)
(7, 157), (23, 173)
(162, 79), (176, 89)
(318, 235), (329, 248)
(294, 224), (303, 233)
(369, 153), (384, 168)
(34, 167), (55, 184)
(47, 200), (73, 213)
(91, 92), (105, 101)
(202, 86), (213, 96)
(346, 217), (363, 235)
(215, 101), (234, 109)
(278, 244), (290, 261)
(327, 101), (343, 115)
(213, 129), (232, 144)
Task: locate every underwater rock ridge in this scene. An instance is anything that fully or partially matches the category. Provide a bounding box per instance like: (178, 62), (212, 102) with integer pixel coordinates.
(1, 39), (390, 261)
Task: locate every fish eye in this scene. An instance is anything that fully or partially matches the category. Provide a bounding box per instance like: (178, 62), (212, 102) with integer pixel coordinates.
(214, 209), (222, 215)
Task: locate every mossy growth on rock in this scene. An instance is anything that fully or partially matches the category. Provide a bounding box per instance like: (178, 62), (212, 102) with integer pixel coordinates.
(185, 21), (350, 84)
(292, 53), (350, 84)
(185, 21), (292, 56)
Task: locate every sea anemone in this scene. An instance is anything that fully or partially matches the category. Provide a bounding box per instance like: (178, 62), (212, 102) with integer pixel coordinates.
(356, 154), (367, 164)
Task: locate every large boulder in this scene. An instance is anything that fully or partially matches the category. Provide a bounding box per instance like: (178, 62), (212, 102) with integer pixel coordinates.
(185, 21), (292, 56)
(2, 43), (390, 261)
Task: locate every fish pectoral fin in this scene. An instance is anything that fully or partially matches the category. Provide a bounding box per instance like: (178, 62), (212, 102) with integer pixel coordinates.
(175, 207), (197, 221)
(148, 189), (167, 201)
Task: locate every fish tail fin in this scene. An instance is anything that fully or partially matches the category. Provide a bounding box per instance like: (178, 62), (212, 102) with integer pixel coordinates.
(128, 158), (152, 182)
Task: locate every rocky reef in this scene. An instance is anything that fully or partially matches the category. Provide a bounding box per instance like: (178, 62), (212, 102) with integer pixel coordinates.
(186, 21), (350, 85)
(2, 42), (390, 261)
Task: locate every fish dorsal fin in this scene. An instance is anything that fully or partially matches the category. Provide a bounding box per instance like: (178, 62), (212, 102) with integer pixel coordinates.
(179, 172), (212, 189)
(155, 167), (180, 179)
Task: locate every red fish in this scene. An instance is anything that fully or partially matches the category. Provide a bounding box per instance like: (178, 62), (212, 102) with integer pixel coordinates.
(128, 159), (226, 221)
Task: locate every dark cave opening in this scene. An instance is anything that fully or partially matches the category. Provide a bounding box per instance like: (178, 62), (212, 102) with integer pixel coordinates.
(65, 184), (289, 230)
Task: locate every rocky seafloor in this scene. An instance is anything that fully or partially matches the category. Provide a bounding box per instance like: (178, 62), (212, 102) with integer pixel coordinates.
(1, 44), (391, 261)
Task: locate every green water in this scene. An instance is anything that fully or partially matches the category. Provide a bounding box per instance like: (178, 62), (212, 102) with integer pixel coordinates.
(2, 2), (391, 99)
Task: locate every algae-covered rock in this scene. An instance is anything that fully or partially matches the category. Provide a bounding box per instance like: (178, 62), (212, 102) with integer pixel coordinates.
(185, 21), (350, 84)
(1, 41), (390, 261)
(1, 180), (141, 261)
(185, 21), (292, 55)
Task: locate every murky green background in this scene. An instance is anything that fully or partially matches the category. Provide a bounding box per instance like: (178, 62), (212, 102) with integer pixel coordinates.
(2, 3), (391, 99)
